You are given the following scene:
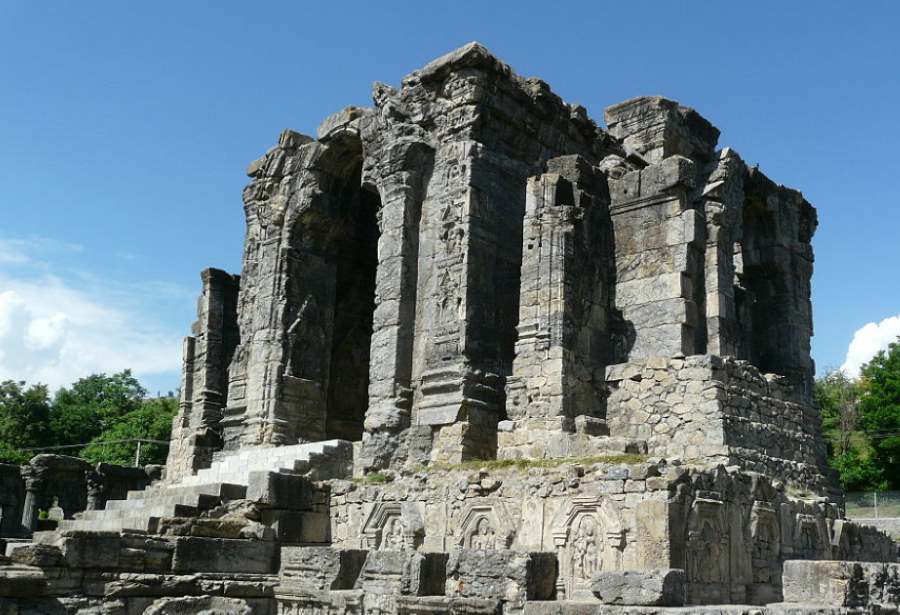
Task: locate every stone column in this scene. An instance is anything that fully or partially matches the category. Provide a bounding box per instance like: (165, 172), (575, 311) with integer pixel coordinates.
(410, 141), (512, 464)
(220, 129), (313, 451)
(20, 470), (42, 534)
(85, 469), (103, 511)
(360, 144), (433, 471)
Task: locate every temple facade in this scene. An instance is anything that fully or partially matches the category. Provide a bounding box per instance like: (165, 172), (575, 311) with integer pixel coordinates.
(168, 42), (821, 483)
(2, 43), (896, 614)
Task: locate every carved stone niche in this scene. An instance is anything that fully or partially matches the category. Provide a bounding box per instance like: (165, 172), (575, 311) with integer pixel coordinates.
(794, 513), (827, 558)
(453, 500), (516, 550)
(551, 496), (626, 600)
(362, 502), (424, 551)
(685, 491), (728, 589)
(749, 501), (780, 586)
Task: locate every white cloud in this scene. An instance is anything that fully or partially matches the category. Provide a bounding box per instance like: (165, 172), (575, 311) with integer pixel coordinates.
(0, 236), (184, 391)
(24, 313), (68, 350)
(841, 314), (900, 378)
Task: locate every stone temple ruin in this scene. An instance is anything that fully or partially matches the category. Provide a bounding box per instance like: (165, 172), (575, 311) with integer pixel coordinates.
(1, 43), (898, 614)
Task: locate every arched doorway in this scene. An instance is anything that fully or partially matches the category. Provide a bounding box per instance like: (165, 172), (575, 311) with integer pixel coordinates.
(283, 137), (380, 442)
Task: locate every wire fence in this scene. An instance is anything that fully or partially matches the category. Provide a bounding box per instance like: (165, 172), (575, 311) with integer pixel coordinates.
(16, 438), (169, 467)
(845, 491), (900, 519)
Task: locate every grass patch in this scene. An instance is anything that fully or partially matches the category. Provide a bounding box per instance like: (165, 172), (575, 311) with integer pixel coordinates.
(356, 472), (394, 484)
(429, 454), (648, 473)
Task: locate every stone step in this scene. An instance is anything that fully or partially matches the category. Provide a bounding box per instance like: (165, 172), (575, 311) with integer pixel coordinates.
(76, 503), (199, 522)
(177, 441), (343, 487)
(126, 482), (246, 502)
(105, 492), (220, 512)
(58, 515), (160, 533)
(57, 440), (352, 536)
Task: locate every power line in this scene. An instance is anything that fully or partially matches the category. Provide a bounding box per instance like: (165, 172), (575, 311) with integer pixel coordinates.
(17, 438), (169, 452)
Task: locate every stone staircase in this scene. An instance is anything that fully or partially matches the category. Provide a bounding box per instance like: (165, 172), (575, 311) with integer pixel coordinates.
(57, 440), (352, 534)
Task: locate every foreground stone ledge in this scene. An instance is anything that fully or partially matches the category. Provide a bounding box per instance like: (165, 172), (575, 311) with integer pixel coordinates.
(782, 559), (900, 609)
(591, 569), (686, 606)
(171, 537), (278, 574)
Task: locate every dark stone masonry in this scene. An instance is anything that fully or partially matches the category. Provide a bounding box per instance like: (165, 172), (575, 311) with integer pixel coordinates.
(0, 43), (897, 614)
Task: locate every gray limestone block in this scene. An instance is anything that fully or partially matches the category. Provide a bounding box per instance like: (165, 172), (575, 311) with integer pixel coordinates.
(9, 544), (62, 567)
(317, 106), (367, 141)
(142, 596), (260, 614)
(590, 568), (685, 606)
(171, 537), (277, 574)
(779, 559), (900, 608)
(446, 549), (556, 602)
(57, 530), (122, 569)
(355, 550), (448, 597)
(0, 565), (49, 598)
(280, 546), (368, 591)
(574, 416), (609, 436)
(245, 471), (314, 510)
(397, 595), (501, 614)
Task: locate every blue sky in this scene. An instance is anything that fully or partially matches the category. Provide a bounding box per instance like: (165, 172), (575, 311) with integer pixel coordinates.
(1, 1), (898, 394)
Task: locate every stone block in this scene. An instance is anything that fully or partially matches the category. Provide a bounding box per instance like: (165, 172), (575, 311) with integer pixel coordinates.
(280, 546), (368, 591)
(0, 565), (48, 598)
(246, 471), (315, 510)
(142, 596), (258, 614)
(171, 537), (277, 574)
(591, 569), (685, 606)
(9, 543), (62, 567)
(446, 550), (556, 606)
(57, 530), (121, 569)
(356, 550), (448, 597)
(779, 559), (900, 608)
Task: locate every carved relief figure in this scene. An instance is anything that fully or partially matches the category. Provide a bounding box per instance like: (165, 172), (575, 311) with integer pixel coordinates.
(469, 516), (496, 550)
(686, 497), (726, 586)
(572, 515), (599, 581)
(381, 516), (404, 551)
(796, 515), (821, 556)
(750, 502), (780, 583)
(552, 497), (625, 599)
(688, 519), (723, 584)
(456, 501), (515, 550)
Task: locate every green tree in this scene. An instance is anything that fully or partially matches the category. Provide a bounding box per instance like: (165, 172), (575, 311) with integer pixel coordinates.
(0, 380), (52, 463)
(817, 370), (861, 456)
(858, 338), (900, 489)
(80, 397), (176, 466)
(49, 370), (146, 449)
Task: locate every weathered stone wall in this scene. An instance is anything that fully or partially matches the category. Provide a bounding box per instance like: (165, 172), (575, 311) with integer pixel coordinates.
(781, 560), (900, 611)
(326, 461), (894, 606)
(667, 466), (896, 606)
(738, 169), (817, 402)
(329, 462), (671, 602)
(606, 356), (833, 493)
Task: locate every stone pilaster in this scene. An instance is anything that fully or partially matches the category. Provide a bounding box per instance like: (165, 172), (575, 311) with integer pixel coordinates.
(698, 148), (744, 357)
(165, 268), (239, 481)
(500, 156), (612, 459)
